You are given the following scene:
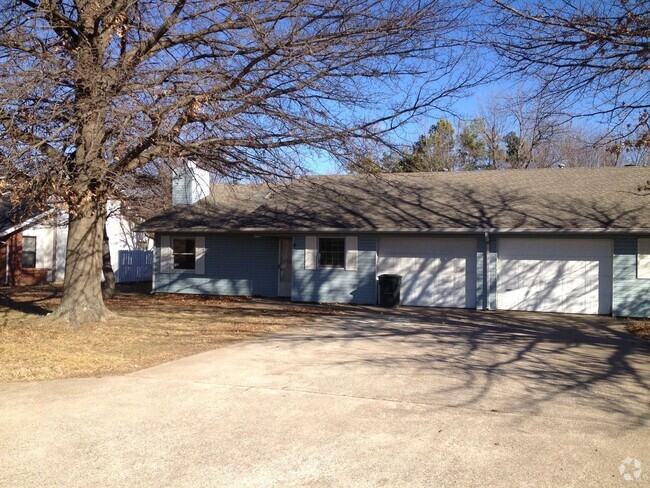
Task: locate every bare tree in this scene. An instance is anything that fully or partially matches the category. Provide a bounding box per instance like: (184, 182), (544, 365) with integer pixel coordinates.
(554, 126), (620, 168)
(475, 101), (506, 169)
(471, 91), (562, 169)
(501, 91), (561, 168)
(484, 0), (650, 147)
(0, 0), (481, 325)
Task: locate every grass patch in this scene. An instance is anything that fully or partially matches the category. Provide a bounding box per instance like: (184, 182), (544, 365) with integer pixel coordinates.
(625, 320), (650, 342)
(0, 284), (335, 383)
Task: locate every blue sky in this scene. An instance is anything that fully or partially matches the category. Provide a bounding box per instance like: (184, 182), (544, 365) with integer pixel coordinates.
(305, 83), (513, 175)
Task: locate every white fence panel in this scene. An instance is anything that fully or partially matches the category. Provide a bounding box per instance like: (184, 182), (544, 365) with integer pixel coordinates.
(116, 250), (153, 283)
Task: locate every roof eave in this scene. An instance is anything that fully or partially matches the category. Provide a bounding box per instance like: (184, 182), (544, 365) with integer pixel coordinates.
(137, 226), (650, 235)
(0, 208), (56, 238)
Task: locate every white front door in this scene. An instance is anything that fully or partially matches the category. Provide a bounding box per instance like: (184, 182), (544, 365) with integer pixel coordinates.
(377, 237), (477, 308)
(278, 238), (292, 297)
(497, 238), (612, 315)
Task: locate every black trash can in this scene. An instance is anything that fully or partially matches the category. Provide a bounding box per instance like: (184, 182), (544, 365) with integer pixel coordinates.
(378, 274), (402, 307)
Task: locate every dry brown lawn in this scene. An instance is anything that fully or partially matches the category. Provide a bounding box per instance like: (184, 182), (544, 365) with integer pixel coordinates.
(625, 320), (650, 342)
(0, 284), (337, 383)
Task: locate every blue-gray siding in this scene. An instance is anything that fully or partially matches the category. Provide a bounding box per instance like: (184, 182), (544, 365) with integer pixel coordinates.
(476, 236), (498, 310)
(150, 232), (649, 318)
(171, 174), (193, 206)
(613, 237), (650, 317)
(292, 234), (377, 304)
(476, 239), (486, 310)
(154, 234), (279, 297)
(488, 239), (498, 310)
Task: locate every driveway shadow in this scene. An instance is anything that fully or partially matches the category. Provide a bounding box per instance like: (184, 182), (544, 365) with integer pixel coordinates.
(265, 306), (650, 428)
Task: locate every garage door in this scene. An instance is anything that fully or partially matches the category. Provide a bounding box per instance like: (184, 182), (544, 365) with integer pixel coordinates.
(377, 237), (476, 308)
(497, 238), (612, 315)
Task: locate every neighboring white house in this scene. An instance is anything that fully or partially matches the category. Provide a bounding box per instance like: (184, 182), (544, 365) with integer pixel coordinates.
(104, 200), (153, 282)
(0, 199), (152, 285)
(21, 208), (69, 282)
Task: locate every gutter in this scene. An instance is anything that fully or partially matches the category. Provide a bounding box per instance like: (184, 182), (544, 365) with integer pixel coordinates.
(51, 210), (58, 283)
(137, 227), (650, 235)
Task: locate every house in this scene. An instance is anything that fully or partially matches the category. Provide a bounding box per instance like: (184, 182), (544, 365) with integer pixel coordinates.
(139, 166), (650, 317)
(0, 198), (151, 286)
(0, 199), (62, 286)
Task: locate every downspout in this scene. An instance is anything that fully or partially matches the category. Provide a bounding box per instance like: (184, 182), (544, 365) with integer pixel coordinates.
(150, 233), (156, 294)
(51, 210), (58, 283)
(483, 231), (490, 311)
(1, 240), (7, 285)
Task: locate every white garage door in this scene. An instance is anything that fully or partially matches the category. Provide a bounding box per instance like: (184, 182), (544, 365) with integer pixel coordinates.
(497, 238), (612, 315)
(378, 237), (476, 308)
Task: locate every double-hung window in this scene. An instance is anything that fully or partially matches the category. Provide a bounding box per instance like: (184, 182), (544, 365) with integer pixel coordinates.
(318, 237), (345, 268)
(160, 235), (205, 274)
(172, 237), (196, 271)
(304, 235), (357, 271)
(22, 236), (36, 268)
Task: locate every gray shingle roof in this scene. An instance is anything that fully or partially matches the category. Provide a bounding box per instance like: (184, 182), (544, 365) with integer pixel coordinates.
(0, 195), (48, 235)
(139, 167), (650, 234)
(0, 197), (14, 233)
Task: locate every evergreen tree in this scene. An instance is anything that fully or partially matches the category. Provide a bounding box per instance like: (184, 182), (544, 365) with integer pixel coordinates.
(398, 119), (457, 172)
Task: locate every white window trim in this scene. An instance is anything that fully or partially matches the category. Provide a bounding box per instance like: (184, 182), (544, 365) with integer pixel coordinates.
(345, 236), (358, 271)
(160, 236), (172, 273)
(305, 236), (317, 270)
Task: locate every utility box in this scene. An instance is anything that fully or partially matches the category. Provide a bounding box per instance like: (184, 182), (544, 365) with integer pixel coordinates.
(378, 274), (402, 308)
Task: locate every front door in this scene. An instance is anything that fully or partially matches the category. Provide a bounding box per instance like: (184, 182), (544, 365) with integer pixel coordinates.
(278, 238), (292, 297)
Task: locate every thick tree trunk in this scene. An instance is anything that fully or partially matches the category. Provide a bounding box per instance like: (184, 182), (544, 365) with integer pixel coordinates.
(101, 223), (116, 299)
(48, 201), (114, 326)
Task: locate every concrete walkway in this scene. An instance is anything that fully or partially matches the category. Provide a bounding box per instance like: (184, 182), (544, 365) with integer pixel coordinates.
(1, 308), (649, 487)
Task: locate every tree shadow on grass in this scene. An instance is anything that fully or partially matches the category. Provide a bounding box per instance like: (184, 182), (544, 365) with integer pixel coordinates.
(0, 285), (61, 318)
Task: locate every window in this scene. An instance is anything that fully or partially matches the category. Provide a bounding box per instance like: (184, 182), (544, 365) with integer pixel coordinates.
(319, 237), (345, 268)
(22, 236), (36, 268)
(305, 236), (357, 271)
(172, 237), (196, 270)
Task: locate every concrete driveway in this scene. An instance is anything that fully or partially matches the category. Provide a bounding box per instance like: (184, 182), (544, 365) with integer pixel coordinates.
(1, 307), (649, 487)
